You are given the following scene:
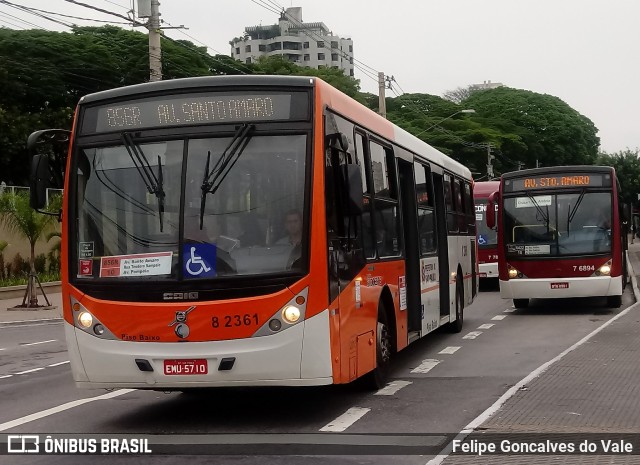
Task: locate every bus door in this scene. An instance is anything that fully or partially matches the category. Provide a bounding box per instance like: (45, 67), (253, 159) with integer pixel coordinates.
(397, 159), (421, 332)
(432, 173), (450, 317)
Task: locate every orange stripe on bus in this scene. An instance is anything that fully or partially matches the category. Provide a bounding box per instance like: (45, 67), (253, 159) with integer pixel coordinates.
(421, 285), (440, 293)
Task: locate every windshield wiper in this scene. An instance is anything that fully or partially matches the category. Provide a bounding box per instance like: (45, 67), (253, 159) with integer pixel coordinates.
(121, 132), (166, 232)
(199, 124), (254, 229)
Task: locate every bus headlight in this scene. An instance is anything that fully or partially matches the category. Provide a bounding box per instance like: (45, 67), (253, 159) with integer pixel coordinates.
(78, 312), (93, 328)
(508, 265), (523, 279)
(282, 306), (301, 324)
(597, 261), (612, 276)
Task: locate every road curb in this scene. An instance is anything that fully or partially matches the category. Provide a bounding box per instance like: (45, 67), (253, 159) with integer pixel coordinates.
(627, 250), (640, 302)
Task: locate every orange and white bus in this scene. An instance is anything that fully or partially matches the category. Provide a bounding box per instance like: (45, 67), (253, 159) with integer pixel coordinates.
(474, 181), (500, 280)
(29, 75), (477, 390)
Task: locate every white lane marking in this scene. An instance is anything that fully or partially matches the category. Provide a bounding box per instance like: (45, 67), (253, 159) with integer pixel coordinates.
(47, 361), (70, 367)
(491, 315), (507, 321)
(438, 346), (460, 355)
(375, 380), (412, 396)
(21, 339), (57, 347)
(462, 331), (482, 339)
(0, 375), (13, 379)
(14, 368), (44, 375)
(426, 300), (640, 465)
(411, 359), (441, 374)
(319, 407), (370, 432)
(478, 323), (495, 330)
(0, 389), (135, 432)
(504, 308), (515, 313)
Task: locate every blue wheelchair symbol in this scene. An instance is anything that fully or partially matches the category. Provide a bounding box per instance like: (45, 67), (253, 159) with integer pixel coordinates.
(478, 234), (487, 246)
(183, 243), (216, 278)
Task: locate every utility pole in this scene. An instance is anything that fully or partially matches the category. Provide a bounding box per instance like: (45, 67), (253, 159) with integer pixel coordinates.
(486, 144), (495, 179)
(378, 72), (386, 119)
(148, 0), (162, 82)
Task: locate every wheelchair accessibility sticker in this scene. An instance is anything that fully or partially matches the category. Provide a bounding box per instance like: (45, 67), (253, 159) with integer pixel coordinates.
(478, 234), (488, 246)
(183, 243), (216, 278)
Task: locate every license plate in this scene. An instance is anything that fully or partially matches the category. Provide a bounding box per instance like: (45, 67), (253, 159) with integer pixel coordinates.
(550, 282), (569, 289)
(164, 359), (208, 375)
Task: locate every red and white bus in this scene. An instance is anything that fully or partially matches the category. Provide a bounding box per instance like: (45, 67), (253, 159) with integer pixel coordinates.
(474, 181), (500, 280)
(486, 166), (628, 308)
(29, 75), (477, 390)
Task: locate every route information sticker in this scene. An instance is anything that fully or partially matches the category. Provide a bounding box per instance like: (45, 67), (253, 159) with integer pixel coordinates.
(99, 252), (172, 278)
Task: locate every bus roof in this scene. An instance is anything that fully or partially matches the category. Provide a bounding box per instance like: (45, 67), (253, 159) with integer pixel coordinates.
(79, 75), (316, 105)
(473, 181), (500, 197)
(501, 165), (614, 180)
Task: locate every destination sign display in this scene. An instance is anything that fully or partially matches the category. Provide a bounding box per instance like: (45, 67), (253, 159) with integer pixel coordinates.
(81, 92), (308, 134)
(506, 173), (610, 192)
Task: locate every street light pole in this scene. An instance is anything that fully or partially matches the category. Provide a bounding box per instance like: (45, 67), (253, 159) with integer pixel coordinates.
(414, 109), (475, 138)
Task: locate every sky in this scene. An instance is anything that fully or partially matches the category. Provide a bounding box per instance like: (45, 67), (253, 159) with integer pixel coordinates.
(3, 0), (640, 154)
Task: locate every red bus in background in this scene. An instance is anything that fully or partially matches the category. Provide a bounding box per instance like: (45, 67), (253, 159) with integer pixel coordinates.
(474, 181), (500, 280)
(486, 166), (628, 309)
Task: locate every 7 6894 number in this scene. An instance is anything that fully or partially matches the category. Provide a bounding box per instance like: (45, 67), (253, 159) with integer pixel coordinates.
(212, 314), (259, 328)
(573, 265), (595, 271)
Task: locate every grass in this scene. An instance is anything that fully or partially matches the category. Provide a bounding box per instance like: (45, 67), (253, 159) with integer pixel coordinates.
(0, 272), (60, 288)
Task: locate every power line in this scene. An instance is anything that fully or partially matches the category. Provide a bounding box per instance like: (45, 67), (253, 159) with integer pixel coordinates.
(0, 0), (74, 27)
(60, 0), (144, 26)
(0, 9), (43, 29)
(15, 5), (131, 24)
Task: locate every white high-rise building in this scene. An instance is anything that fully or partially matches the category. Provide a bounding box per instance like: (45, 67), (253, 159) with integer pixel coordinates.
(230, 7), (355, 77)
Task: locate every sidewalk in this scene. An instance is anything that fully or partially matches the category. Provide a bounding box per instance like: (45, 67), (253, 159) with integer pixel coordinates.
(0, 289), (63, 325)
(441, 239), (640, 464)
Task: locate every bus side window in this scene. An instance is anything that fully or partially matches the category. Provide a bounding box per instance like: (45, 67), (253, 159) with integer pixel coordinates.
(355, 132), (375, 259)
(454, 178), (467, 233)
(444, 174), (457, 233)
(414, 161), (437, 255)
(464, 182), (475, 234)
(370, 141), (400, 257)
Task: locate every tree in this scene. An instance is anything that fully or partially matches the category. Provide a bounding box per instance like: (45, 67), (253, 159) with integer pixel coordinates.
(597, 149), (640, 205)
(443, 85), (477, 104)
(0, 191), (60, 307)
(462, 87), (600, 171)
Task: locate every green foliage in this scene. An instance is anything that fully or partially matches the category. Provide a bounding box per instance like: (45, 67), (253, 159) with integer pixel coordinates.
(462, 87), (600, 173)
(597, 149), (640, 205)
(0, 271), (60, 288)
(0, 26), (602, 184)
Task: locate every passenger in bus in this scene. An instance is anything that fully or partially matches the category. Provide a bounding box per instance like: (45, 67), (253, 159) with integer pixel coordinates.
(277, 209), (303, 269)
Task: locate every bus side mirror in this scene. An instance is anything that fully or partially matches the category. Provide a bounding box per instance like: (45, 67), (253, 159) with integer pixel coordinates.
(27, 128), (70, 213)
(486, 191), (499, 229)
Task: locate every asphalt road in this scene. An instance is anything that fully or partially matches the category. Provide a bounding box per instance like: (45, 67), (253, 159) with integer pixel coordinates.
(0, 282), (634, 465)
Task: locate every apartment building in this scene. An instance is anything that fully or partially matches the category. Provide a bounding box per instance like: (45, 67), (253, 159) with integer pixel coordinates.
(230, 7), (355, 77)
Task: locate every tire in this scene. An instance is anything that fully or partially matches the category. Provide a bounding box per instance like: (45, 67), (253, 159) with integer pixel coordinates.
(607, 295), (622, 308)
(447, 279), (464, 333)
(362, 303), (392, 390)
(513, 298), (529, 309)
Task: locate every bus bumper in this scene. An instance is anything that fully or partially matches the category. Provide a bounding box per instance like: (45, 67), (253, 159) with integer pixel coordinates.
(479, 262), (498, 279)
(499, 276), (622, 300)
(66, 310), (333, 389)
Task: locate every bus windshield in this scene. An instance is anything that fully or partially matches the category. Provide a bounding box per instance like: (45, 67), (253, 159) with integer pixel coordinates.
(503, 191), (612, 257)
(74, 134), (307, 280)
(476, 200), (498, 248)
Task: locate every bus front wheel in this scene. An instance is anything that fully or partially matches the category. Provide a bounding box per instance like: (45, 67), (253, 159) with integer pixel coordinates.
(363, 304), (392, 390)
(513, 298), (529, 309)
(607, 295), (622, 308)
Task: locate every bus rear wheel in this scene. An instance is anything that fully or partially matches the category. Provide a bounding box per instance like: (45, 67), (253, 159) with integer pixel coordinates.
(513, 298), (529, 309)
(363, 304), (392, 390)
(447, 279), (464, 333)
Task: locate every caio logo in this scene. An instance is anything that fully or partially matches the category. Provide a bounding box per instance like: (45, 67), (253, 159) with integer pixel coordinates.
(8, 435), (40, 453)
